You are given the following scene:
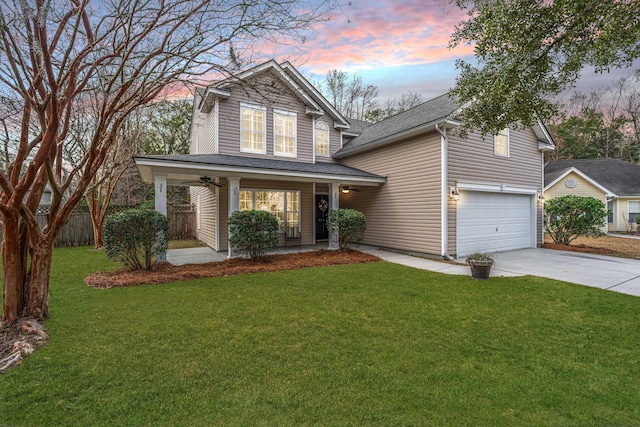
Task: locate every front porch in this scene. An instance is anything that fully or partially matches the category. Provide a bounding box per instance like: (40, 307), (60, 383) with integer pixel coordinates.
(134, 154), (386, 257)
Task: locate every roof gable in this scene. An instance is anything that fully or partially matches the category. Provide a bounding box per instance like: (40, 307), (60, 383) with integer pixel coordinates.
(279, 61), (350, 128)
(544, 167), (614, 195)
(200, 60), (349, 128)
(545, 158), (640, 197)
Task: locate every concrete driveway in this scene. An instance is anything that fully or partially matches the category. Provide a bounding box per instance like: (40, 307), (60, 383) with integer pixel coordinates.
(489, 248), (640, 296)
(361, 246), (640, 297)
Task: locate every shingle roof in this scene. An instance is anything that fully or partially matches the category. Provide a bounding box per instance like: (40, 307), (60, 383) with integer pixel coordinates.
(346, 118), (373, 134)
(545, 158), (640, 196)
(134, 154), (384, 180)
(335, 93), (460, 158)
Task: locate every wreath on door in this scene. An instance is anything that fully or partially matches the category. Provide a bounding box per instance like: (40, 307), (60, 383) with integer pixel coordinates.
(317, 197), (329, 212)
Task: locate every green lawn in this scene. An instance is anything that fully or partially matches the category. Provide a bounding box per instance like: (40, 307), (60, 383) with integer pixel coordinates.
(2, 247), (640, 426)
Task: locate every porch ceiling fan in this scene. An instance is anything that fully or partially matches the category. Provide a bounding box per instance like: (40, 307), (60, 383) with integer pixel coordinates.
(182, 176), (223, 188)
(340, 185), (360, 194)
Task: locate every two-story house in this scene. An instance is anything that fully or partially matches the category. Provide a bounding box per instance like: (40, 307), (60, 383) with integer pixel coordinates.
(134, 60), (555, 258)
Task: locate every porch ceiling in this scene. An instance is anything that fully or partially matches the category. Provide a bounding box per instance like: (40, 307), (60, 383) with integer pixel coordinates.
(134, 154), (386, 187)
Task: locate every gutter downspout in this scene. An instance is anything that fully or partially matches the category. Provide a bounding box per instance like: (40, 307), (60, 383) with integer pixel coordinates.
(436, 123), (454, 260)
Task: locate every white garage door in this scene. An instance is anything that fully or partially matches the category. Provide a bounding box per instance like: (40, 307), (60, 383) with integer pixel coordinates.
(457, 191), (534, 257)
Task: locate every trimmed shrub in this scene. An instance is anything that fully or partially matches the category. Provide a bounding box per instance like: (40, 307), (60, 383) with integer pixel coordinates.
(327, 208), (366, 251)
(544, 195), (607, 244)
(103, 208), (169, 270)
(228, 210), (279, 261)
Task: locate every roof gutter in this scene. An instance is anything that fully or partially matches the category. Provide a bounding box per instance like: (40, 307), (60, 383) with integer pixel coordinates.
(133, 157), (386, 185)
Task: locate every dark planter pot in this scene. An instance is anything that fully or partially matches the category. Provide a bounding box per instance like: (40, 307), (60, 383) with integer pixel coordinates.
(468, 260), (494, 280)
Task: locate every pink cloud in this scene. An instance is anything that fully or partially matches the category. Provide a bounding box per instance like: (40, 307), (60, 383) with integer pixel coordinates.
(287, 0), (472, 74)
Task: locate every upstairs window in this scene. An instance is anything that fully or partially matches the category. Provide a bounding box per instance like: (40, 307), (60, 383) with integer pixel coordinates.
(241, 103), (266, 154)
(494, 128), (509, 157)
(315, 121), (329, 157)
(274, 110), (297, 157)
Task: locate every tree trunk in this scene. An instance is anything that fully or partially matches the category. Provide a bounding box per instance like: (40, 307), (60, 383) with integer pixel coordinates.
(91, 216), (104, 249)
(27, 242), (54, 320)
(1, 212), (26, 323)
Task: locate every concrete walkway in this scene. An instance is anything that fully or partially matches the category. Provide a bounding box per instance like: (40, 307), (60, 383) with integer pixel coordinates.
(608, 233), (640, 240)
(167, 245), (640, 297)
(166, 243), (329, 266)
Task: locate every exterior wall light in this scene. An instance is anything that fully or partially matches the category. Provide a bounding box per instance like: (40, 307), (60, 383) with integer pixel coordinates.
(341, 187), (350, 194)
(449, 187), (460, 201)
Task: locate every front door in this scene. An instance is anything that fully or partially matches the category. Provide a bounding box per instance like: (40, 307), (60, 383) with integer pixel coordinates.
(315, 194), (329, 241)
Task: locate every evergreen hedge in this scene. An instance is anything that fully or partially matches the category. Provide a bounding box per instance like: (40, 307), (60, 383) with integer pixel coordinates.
(104, 208), (169, 270)
(327, 208), (366, 251)
(228, 210), (279, 261)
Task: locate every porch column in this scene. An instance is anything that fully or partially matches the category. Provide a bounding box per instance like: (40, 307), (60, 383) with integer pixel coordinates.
(329, 182), (340, 250)
(154, 174), (167, 262)
(227, 176), (241, 258)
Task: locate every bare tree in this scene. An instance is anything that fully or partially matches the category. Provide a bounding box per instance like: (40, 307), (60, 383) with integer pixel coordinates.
(0, 0), (333, 322)
(364, 91), (423, 123)
(548, 73), (640, 162)
(322, 70), (379, 120)
(395, 92), (423, 112)
(84, 113), (142, 249)
(324, 70), (349, 115)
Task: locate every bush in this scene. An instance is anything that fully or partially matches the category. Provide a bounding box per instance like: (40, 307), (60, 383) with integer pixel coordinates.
(103, 208), (169, 270)
(228, 210), (279, 261)
(327, 208), (366, 251)
(544, 195), (607, 245)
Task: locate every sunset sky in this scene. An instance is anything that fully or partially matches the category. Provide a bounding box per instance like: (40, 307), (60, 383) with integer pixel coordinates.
(264, 0), (639, 103)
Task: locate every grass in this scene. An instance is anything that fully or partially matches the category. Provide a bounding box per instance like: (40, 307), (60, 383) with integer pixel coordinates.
(2, 247), (640, 426)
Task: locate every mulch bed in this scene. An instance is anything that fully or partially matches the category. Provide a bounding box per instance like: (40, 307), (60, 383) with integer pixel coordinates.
(85, 250), (381, 289)
(541, 242), (620, 256)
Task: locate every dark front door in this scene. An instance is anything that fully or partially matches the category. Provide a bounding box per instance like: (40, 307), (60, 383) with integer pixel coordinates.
(315, 194), (329, 241)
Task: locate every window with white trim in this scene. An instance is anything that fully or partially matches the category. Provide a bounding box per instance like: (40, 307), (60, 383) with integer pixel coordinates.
(239, 189), (300, 232)
(274, 110), (297, 157)
(628, 200), (640, 223)
(494, 128), (509, 157)
(607, 200), (614, 224)
(240, 103), (266, 154)
(315, 121), (329, 156)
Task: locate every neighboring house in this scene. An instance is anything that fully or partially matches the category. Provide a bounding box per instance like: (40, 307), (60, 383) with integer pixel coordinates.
(545, 158), (640, 233)
(24, 184), (53, 207)
(135, 60), (555, 258)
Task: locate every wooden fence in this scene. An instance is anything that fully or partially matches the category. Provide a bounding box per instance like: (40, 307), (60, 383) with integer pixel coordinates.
(0, 206), (196, 247)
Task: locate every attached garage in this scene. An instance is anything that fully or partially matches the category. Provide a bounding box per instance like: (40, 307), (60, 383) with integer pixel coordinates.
(456, 191), (536, 257)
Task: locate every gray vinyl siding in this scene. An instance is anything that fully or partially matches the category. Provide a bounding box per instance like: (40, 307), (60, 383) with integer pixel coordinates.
(447, 127), (544, 248)
(340, 132), (442, 255)
(191, 91), (217, 155)
(217, 178), (314, 251)
(191, 186), (217, 249)
(216, 71), (321, 163)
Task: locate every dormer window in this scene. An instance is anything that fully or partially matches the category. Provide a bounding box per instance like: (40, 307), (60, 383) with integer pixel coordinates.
(274, 109), (297, 157)
(240, 103), (266, 154)
(315, 121), (329, 157)
(494, 128), (509, 157)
